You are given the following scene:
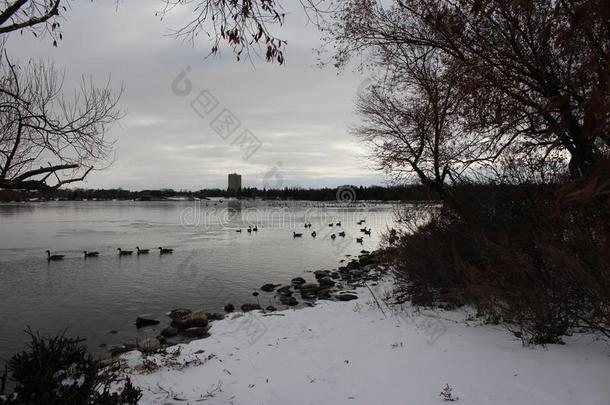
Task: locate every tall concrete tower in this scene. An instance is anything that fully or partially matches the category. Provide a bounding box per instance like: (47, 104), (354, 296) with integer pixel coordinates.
(228, 173), (242, 192)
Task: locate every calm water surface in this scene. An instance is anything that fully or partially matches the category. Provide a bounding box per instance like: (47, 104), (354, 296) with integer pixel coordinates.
(0, 200), (397, 363)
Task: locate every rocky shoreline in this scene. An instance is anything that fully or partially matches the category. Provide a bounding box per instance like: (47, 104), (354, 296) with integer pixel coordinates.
(103, 249), (389, 361)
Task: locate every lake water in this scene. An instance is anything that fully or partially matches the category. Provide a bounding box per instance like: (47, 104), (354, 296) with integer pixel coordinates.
(0, 200), (397, 364)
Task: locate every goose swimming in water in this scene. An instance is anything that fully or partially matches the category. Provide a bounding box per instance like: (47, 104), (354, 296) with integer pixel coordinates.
(46, 250), (65, 261)
(330, 234), (336, 240)
(136, 247), (150, 255)
(158, 247), (174, 254)
(83, 251), (99, 258)
(356, 237), (363, 244)
(117, 248), (133, 256)
(338, 231), (346, 237)
(293, 232), (303, 238)
(311, 231), (317, 238)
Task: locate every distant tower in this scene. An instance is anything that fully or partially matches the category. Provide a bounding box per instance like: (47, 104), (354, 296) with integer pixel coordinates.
(228, 173), (242, 193)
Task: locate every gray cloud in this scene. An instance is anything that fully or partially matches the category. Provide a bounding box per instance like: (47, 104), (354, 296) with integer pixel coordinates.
(5, 0), (386, 190)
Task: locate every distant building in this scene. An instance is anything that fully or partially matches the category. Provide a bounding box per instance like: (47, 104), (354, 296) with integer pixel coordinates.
(228, 173), (242, 193)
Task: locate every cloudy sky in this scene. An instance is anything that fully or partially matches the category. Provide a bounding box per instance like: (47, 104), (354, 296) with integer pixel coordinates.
(6, 0), (387, 190)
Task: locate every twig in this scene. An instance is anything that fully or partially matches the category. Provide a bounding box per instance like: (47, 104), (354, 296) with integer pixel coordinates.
(366, 283), (387, 318)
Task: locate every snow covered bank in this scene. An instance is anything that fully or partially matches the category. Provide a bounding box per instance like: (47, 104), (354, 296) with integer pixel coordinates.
(117, 277), (610, 404)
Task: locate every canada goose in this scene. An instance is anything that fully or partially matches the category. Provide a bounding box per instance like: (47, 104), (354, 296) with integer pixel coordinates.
(136, 247), (150, 255)
(252, 226), (258, 232)
(236, 229), (242, 233)
(311, 231), (317, 238)
(330, 234), (336, 240)
(117, 248), (133, 256)
(328, 223), (334, 227)
(293, 232), (303, 238)
(247, 226), (252, 233)
(336, 222), (341, 226)
(338, 231), (346, 237)
(360, 228), (368, 233)
(363, 228), (372, 235)
(158, 247), (174, 254)
(83, 251), (99, 258)
(46, 250), (64, 261)
(356, 237), (363, 244)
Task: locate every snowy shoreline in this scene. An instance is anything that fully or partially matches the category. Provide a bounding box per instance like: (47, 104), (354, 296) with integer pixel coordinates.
(110, 274), (610, 405)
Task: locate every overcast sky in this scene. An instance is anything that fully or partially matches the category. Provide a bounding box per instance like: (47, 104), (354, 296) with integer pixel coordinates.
(6, 0), (388, 191)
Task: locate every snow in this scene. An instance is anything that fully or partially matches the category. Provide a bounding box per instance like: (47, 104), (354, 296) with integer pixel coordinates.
(118, 277), (610, 404)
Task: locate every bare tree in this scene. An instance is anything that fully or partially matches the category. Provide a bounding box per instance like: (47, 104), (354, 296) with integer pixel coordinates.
(0, 0), (64, 44)
(158, 0), (337, 64)
(355, 49), (513, 198)
(0, 55), (122, 190)
(328, 0), (610, 179)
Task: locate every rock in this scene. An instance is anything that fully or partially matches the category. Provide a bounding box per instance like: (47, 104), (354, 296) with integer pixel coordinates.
(300, 282), (319, 291)
(277, 285), (292, 295)
(160, 326), (179, 338)
(172, 310), (208, 329)
(337, 293), (358, 301)
(207, 313), (225, 321)
(135, 316), (160, 328)
(291, 277), (306, 286)
(317, 288), (332, 300)
(330, 272), (340, 279)
(300, 282), (319, 299)
(363, 264), (376, 272)
(266, 305), (277, 312)
(136, 337), (160, 353)
(99, 357), (121, 367)
(301, 290), (318, 300)
(224, 303), (235, 313)
(347, 260), (360, 270)
(260, 283), (280, 292)
(109, 346), (131, 357)
(350, 269), (363, 278)
(359, 255), (373, 266)
(168, 308), (192, 320)
(181, 326), (211, 338)
(318, 277), (335, 287)
(241, 303), (262, 312)
(280, 295), (298, 306)
(314, 270), (330, 279)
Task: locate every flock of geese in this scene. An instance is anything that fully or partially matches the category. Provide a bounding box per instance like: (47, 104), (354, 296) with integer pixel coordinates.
(45, 220), (372, 261)
(45, 247), (174, 261)
(235, 225), (258, 233)
(292, 219), (372, 244)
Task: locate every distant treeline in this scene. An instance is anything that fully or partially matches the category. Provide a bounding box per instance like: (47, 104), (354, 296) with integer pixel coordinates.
(0, 185), (441, 203)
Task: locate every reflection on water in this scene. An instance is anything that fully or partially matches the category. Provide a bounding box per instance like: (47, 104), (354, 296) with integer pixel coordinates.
(0, 200), (398, 363)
